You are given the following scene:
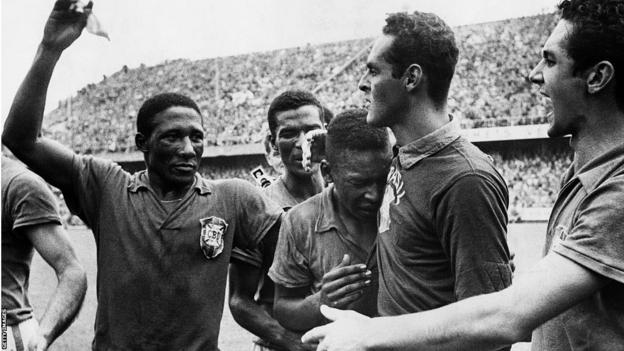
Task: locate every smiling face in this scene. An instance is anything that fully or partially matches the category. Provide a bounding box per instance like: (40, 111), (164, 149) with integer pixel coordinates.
(272, 105), (325, 177)
(330, 148), (392, 221)
(358, 35), (410, 128)
(529, 20), (588, 138)
(141, 106), (204, 188)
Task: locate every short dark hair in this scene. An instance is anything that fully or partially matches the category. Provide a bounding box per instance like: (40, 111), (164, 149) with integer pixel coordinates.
(322, 105), (334, 125)
(558, 0), (624, 111)
(326, 109), (390, 165)
(267, 90), (324, 137)
(137, 93), (202, 137)
(382, 12), (459, 107)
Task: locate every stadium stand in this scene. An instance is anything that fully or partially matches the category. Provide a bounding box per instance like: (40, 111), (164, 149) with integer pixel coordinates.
(42, 13), (570, 219)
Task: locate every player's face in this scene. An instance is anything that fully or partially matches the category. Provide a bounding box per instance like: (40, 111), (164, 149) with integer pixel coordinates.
(331, 148), (392, 221)
(273, 105), (324, 177)
(144, 106), (204, 187)
(359, 35), (410, 128)
(529, 20), (586, 138)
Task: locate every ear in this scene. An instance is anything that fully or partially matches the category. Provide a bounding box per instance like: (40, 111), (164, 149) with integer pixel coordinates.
(135, 133), (149, 152)
(404, 64), (423, 92)
(320, 160), (333, 184)
(269, 135), (280, 154)
(586, 61), (615, 95)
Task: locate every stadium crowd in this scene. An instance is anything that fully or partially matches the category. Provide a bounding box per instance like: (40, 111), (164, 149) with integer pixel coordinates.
(44, 14), (556, 154)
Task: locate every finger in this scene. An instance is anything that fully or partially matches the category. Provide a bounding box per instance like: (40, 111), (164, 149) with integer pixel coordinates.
(301, 325), (328, 344)
(323, 264), (368, 282)
(320, 304), (349, 321)
(54, 0), (77, 11)
(326, 280), (370, 301)
(329, 290), (364, 308)
(322, 268), (371, 291)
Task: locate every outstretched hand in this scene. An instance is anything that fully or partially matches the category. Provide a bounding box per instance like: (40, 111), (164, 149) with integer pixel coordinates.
(41, 0), (92, 51)
(302, 305), (371, 351)
(318, 254), (371, 310)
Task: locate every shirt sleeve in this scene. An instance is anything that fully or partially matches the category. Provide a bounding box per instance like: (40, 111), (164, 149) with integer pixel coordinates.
(230, 246), (264, 268)
(436, 173), (513, 300)
(63, 154), (122, 229)
(232, 179), (283, 250)
(553, 177), (624, 284)
(8, 171), (61, 230)
(268, 210), (312, 288)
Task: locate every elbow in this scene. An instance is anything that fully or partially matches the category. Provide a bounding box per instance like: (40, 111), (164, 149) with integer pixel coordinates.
(228, 293), (247, 322)
(2, 130), (34, 159)
(488, 292), (534, 345)
(272, 302), (292, 330)
(59, 262), (87, 296)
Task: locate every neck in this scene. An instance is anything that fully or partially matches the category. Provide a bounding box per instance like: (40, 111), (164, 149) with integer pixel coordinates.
(148, 172), (195, 201)
(570, 103), (624, 171)
(391, 100), (449, 146)
(282, 170), (324, 201)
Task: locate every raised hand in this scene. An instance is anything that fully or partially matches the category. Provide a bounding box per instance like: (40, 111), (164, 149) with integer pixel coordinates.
(41, 0), (92, 52)
(318, 254), (371, 309)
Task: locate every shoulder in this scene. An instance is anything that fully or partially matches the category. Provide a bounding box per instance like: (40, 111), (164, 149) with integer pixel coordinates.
(207, 178), (259, 195)
(3, 164), (55, 201)
(283, 191), (323, 227)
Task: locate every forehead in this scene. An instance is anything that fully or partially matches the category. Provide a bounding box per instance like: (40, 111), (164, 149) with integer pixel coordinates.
(274, 105), (323, 129)
(151, 106), (203, 132)
(367, 35), (395, 66)
(543, 20), (573, 56)
(334, 148), (392, 176)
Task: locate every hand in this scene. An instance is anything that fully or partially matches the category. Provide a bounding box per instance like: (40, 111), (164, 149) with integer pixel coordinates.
(41, 0), (92, 52)
(26, 331), (48, 351)
(318, 254), (371, 310)
(302, 305), (371, 351)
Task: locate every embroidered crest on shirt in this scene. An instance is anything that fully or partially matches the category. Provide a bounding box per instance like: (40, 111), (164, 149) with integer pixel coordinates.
(379, 165), (406, 232)
(199, 217), (228, 259)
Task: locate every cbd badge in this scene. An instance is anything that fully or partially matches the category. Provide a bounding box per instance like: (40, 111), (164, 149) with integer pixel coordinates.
(199, 217), (228, 259)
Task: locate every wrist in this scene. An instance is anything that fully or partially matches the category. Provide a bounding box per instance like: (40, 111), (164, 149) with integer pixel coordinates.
(38, 42), (64, 56)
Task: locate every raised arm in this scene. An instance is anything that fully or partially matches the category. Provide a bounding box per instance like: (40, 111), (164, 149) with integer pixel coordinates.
(22, 222), (87, 351)
(302, 252), (607, 351)
(2, 0), (90, 190)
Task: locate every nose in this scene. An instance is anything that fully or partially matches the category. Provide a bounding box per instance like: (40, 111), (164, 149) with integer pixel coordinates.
(358, 73), (370, 93)
(294, 131), (306, 148)
(180, 136), (196, 157)
(363, 183), (382, 204)
(528, 61), (544, 85)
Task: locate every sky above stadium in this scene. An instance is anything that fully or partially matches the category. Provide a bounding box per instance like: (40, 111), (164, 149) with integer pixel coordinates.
(1, 0), (559, 117)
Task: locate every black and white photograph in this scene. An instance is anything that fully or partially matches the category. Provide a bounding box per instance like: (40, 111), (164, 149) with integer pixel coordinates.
(2, 0), (623, 350)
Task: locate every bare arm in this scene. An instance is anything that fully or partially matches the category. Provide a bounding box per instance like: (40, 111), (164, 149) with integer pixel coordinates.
(274, 255), (371, 332)
(22, 223), (87, 351)
(2, 0), (90, 190)
(229, 261), (312, 351)
(303, 252), (607, 351)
